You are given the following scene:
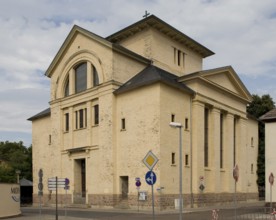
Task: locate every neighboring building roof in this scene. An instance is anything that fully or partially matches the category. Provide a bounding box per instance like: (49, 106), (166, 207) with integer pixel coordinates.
(114, 65), (195, 95)
(259, 108), (276, 122)
(106, 15), (214, 58)
(20, 178), (33, 187)
(28, 108), (50, 121)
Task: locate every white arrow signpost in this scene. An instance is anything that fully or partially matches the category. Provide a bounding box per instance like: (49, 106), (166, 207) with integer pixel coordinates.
(48, 177), (70, 220)
(143, 150), (158, 220)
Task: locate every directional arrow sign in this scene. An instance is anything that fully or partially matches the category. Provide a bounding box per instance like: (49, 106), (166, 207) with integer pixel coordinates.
(145, 171), (157, 185)
(48, 177), (69, 190)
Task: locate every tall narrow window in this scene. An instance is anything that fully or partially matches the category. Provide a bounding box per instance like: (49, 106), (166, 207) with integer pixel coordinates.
(185, 154), (189, 166)
(93, 66), (99, 86)
(185, 118), (189, 130)
(65, 113), (69, 132)
(75, 63), (87, 93)
(121, 118), (126, 130)
(75, 108), (87, 129)
(94, 105), (99, 125)
(75, 111), (78, 129)
(204, 107), (209, 167)
(171, 152), (176, 165)
(178, 50), (181, 66)
(171, 114), (175, 122)
(233, 118), (237, 166)
(48, 135), (52, 145)
(220, 113), (224, 168)
(79, 109), (84, 128)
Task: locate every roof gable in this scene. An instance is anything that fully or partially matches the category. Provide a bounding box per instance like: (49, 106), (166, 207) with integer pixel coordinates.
(45, 25), (149, 78)
(106, 15), (214, 58)
(45, 25), (111, 77)
(114, 65), (194, 95)
(179, 66), (252, 103)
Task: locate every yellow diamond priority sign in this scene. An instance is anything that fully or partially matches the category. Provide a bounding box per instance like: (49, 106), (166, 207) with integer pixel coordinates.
(143, 150), (159, 170)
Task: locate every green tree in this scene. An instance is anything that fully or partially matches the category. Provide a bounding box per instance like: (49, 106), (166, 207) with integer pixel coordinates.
(0, 141), (32, 183)
(247, 94), (275, 191)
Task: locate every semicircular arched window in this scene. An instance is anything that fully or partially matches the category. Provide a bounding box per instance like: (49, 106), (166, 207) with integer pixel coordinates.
(75, 62), (87, 93)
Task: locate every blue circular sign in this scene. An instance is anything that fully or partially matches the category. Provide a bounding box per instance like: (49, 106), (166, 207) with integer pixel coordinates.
(145, 171), (157, 185)
(136, 180), (141, 187)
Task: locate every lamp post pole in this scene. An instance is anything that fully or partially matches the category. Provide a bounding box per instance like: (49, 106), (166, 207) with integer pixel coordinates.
(15, 170), (21, 184)
(170, 122), (183, 220)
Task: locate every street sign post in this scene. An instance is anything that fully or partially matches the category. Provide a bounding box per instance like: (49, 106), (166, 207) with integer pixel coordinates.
(233, 164), (239, 220)
(47, 177), (70, 220)
(143, 151), (159, 220)
(269, 172), (274, 213)
(38, 169), (43, 218)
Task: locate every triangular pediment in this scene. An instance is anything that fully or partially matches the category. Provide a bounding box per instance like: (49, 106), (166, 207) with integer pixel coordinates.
(179, 66), (252, 103)
(45, 25), (149, 78)
(45, 25), (112, 78)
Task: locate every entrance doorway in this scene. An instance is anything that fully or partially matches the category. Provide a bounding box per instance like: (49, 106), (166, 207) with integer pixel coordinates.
(73, 159), (86, 204)
(120, 176), (129, 199)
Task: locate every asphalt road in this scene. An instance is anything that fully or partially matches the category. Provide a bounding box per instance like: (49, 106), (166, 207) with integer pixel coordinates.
(5, 202), (270, 220)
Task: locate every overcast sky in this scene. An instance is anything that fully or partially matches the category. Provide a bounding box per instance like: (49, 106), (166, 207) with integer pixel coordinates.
(0, 0), (275, 147)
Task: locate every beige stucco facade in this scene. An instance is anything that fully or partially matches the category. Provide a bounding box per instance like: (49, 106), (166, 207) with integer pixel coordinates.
(29, 15), (258, 209)
(0, 183), (21, 218)
(260, 109), (276, 203)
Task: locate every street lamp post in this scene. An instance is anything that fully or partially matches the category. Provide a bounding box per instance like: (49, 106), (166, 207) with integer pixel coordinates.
(170, 122), (183, 220)
(15, 170), (21, 184)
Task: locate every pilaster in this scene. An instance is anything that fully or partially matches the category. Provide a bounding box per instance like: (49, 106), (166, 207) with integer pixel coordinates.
(224, 113), (234, 192)
(191, 101), (205, 193)
(207, 107), (221, 192)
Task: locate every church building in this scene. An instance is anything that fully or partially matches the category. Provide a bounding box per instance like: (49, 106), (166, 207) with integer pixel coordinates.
(29, 15), (258, 209)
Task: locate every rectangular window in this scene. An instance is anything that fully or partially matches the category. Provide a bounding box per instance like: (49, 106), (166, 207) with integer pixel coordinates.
(65, 113), (69, 132)
(171, 114), (175, 122)
(251, 137), (254, 147)
(185, 118), (188, 130)
(48, 135), (51, 145)
(204, 107), (209, 167)
(94, 105), (99, 125)
(171, 152), (176, 165)
(178, 50), (181, 66)
(173, 48), (185, 68)
(79, 109), (84, 128)
(75, 111), (78, 129)
(220, 113), (224, 169)
(75, 108), (87, 129)
(185, 154), (189, 166)
(121, 118), (126, 130)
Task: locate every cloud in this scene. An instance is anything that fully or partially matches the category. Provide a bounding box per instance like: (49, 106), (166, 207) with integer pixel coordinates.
(0, 0), (276, 145)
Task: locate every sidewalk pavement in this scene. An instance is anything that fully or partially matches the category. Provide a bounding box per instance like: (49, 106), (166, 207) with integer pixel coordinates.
(3, 201), (266, 220)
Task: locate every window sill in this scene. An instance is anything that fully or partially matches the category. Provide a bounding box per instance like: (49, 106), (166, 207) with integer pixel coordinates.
(171, 164), (176, 167)
(92, 124), (99, 128)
